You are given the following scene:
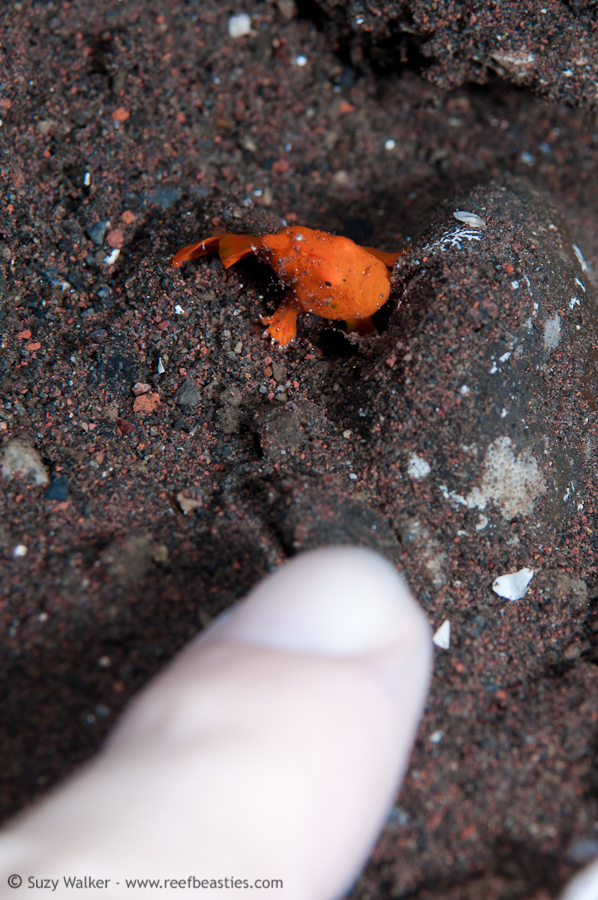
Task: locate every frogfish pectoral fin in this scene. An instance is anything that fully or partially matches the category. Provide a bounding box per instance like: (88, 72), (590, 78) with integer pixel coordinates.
(359, 246), (403, 267)
(345, 316), (376, 336)
(261, 301), (298, 346)
(218, 234), (261, 269)
(171, 236), (222, 268)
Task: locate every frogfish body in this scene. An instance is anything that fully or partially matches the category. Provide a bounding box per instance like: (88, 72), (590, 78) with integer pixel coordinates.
(171, 225), (401, 346)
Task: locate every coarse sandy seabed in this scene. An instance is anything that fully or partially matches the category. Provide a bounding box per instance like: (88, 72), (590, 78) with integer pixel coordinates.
(2, 1), (598, 897)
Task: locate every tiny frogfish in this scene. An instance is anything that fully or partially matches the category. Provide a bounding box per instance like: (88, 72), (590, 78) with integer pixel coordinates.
(171, 225), (402, 346)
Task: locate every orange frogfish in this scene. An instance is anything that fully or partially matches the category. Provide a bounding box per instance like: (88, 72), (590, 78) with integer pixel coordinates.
(171, 225), (401, 346)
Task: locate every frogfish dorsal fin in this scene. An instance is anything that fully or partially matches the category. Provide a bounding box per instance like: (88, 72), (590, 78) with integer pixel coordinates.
(359, 246), (403, 267)
(171, 235), (222, 267)
(219, 234), (261, 269)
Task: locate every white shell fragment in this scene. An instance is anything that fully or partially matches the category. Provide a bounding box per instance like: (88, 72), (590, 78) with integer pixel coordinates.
(573, 244), (589, 274)
(432, 619), (450, 650)
(103, 248), (120, 265)
(453, 210), (485, 228)
(228, 13), (251, 38)
(157, 357), (166, 375)
(492, 567), (534, 601)
(407, 453), (431, 480)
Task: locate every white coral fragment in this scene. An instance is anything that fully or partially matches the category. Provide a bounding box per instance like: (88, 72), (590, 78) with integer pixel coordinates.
(432, 620), (451, 650)
(492, 567), (534, 601)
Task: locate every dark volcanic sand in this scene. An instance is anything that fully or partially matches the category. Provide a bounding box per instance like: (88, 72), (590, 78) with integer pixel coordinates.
(2, 1), (598, 898)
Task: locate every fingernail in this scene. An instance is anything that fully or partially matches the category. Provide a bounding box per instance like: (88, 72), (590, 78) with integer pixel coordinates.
(216, 546), (430, 656)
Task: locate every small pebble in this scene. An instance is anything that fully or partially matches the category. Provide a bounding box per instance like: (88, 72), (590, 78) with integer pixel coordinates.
(276, 0), (297, 18)
(2, 439), (50, 485)
(13, 544), (27, 558)
(152, 545), (169, 564)
(45, 476), (69, 501)
(112, 107), (130, 123)
(176, 377), (201, 410)
(86, 220), (110, 246)
(106, 229), (124, 249)
(133, 392), (161, 414)
(177, 492), (203, 515)
(228, 13), (251, 38)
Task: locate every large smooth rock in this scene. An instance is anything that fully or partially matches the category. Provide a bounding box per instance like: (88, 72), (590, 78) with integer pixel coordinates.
(357, 180), (596, 544)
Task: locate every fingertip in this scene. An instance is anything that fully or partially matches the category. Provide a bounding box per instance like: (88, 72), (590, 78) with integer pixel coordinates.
(218, 545), (432, 658)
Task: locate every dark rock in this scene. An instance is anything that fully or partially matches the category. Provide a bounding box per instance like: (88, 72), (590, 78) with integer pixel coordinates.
(144, 186), (181, 210)
(45, 476), (69, 501)
(35, 263), (69, 288)
(219, 385), (243, 407)
(67, 270), (87, 292)
(358, 180), (598, 546)
(176, 377), (201, 410)
(271, 362), (286, 384)
(86, 221), (110, 246)
(96, 285), (112, 302)
(172, 415), (192, 432)
(56, 237), (72, 254)
(216, 406), (244, 434)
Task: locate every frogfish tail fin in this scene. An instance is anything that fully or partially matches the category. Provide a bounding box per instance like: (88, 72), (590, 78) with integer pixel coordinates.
(345, 316), (376, 336)
(171, 235), (222, 268)
(219, 234), (260, 269)
(360, 246), (403, 268)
